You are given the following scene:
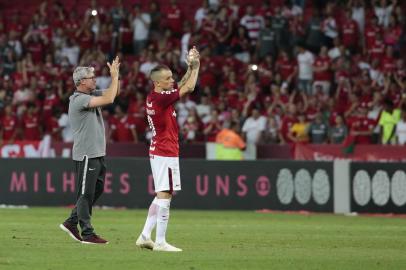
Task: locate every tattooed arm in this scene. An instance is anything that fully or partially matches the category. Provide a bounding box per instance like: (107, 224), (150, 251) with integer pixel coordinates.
(179, 46), (200, 97)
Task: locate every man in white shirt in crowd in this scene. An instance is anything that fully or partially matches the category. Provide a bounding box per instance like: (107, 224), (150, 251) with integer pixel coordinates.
(396, 106), (406, 145)
(58, 111), (73, 143)
(297, 44), (314, 95)
(140, 51), (158, 76)
(131, 4), (151, 55)
(194, 0), (209, 30)
(240, 4), (264, 42)
(60, 38), (80, 66)
(242, 108), (267, 144)
(196, 94), (212, 124)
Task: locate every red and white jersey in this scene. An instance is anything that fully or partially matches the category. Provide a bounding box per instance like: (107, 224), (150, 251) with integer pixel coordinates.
(1, 115), (18, 140)
(22, 113), (41, 140)
(146, 88), (180, 157)
(313, 56), (332, 81)
(240, 15), (264, 40)
(110, 115), (136, 142)
(341, 19), (358, 46)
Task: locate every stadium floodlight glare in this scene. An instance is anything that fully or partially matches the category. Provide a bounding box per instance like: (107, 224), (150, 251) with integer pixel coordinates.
(251, 64), (258, 71)
(91, 10), (98, 16)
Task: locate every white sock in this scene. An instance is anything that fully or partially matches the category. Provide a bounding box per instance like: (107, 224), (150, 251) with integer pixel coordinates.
(141, 197), (159, 239)
(155, 198), (171, 244)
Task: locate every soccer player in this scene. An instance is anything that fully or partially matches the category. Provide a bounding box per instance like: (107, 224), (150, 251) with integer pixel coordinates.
(59, 56), (120, 244)
(136, 47), (200, 252)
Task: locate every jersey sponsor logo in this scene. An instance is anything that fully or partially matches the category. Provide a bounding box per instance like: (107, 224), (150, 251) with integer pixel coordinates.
(89, 168), (96, 171)
(160, 89), (177, 95)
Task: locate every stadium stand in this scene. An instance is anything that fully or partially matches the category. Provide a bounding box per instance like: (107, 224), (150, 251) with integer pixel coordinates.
(0, 0), (405, 148)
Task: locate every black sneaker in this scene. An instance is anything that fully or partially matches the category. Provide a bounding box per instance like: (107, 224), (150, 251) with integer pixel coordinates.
(81, 234), (109, 245)
(59, 222), (82, 242)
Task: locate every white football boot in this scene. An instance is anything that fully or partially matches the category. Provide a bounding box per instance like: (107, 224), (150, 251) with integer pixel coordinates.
(136, 234), (155, 250)
(153, 242), (182, 252)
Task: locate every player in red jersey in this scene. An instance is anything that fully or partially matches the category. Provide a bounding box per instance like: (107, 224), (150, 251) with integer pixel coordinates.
(136, 47), (200, 252)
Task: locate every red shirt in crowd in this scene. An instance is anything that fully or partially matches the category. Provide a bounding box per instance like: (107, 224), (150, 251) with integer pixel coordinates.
(341, 18), (358, 47)
(201, 17), (216, 40)
(99, 28), (113, 54)
(6, 20), (24, 35)
(381, 56), (396, 74)
(22, 113), (41, 140)
(26, 41), (45, 63)
(65, 18), (80, 38)
(1, 115), (18, 140)
(163, 5), (182, 34)
(280, 115), (297, 143)
(146, 88), (180, 157)
(204, 120), (222, 142)
(199, 58), (217, 88)
(335, 86), (350, 114)
(258, 5), (273, 19)
(313, 56), (332, 82)
(352, 116), (376, 144)
(359, 94), (373, 108)
(78, 30), (93, 50)
(364, 24), (382, 49)
(305, 107), (319, 121)
(276, 57), (296, 81)
(119, 21), (133, 49)
(128, 72), (147, 90)
(38, 23), (52, 40)
(110, 115), (137, 142)
(328, 110), (340, 126)
(215, 18), (231, 41)
(384, 25), (402, 46)
(369, 39), (385, 61)
(223, 56), (244, 74)
(128, 100), (147, 135)
(47, 117), (61, 141)
(42, 93), (60, 121)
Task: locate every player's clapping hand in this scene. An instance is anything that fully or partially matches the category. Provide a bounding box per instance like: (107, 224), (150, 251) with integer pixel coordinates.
(107, 56), (120, 79)
(186, 46), (200, 68)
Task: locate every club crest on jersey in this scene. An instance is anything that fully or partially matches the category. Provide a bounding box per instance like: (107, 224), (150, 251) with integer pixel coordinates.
(172, 111), (177, 117)
(146, 101), (153, 107)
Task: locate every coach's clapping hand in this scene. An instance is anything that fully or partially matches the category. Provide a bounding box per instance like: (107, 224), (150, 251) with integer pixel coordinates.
(107, 56), (120, 79)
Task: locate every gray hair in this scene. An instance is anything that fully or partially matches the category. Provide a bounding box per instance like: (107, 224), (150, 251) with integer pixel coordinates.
(72, 66), (95, 86)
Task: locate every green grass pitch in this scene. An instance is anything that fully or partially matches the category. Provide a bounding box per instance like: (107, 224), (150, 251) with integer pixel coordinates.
(1, 207), (406, 270)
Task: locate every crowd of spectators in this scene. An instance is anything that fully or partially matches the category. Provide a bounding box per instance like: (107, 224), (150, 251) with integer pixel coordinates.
(0, 0), (406, 147)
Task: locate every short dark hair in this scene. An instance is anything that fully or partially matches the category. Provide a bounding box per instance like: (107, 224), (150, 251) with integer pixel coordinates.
(230, 121), (240, 130)
(149, 64), (170, 81)
(384, 98), (394, 108)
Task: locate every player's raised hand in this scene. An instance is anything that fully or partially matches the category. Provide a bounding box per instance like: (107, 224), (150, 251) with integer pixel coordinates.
(186, 46), (200, 68)
(107, 56), (120, 79)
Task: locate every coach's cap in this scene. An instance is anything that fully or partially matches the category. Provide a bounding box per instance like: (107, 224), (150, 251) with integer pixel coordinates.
(72, 66), (95, 86)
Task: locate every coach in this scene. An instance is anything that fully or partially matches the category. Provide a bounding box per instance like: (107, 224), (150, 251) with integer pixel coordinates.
(59, 57), (120, 245)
